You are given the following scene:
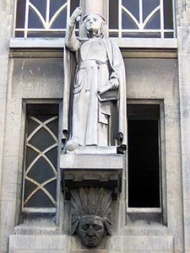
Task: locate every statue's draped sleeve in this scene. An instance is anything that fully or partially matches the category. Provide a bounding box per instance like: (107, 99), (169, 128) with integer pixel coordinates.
(103, 39), (127, 146)
(62, 27), (78, 141)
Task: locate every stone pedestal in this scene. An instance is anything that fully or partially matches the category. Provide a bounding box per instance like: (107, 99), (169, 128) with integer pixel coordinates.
(60, 147), (125, 200)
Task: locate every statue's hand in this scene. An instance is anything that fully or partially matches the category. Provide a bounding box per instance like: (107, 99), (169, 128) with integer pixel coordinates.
(70, 7), (83, 24)
(108, 78), (119, 90)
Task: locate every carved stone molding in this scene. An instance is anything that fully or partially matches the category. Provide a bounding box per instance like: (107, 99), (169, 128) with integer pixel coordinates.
(61, 152), (124, 200)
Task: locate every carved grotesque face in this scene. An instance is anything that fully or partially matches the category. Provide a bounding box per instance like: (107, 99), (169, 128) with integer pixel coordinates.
(84, 14), (103, 33)
(77, 215), (105, 247)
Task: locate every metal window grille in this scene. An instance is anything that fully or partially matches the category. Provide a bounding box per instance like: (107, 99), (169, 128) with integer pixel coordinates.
(22, 105), (59, 213)
(14, 0), (79, 38)
(109, 0), (176, 38)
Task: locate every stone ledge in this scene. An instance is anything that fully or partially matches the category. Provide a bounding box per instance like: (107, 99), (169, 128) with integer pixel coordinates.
(105, 235), (174, 251)
(9, 235), (174, 253)
(14, 223), (59, 235)
(60, 153), (124, 170)
(9, 38), (177, 59)
(10, 38), (177, 49)
(9, 235), (71, 251)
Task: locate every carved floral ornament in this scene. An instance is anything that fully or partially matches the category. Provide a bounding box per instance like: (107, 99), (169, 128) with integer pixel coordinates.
(70, 187), (112, 248)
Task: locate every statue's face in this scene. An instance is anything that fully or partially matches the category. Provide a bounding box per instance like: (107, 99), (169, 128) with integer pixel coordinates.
(84, 14), (103, 33)
(77, 215), (105, 247)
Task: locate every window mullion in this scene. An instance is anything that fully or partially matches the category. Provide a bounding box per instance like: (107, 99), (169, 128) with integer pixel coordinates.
(46, 0), (50, 29)
(119, 0), (122, 38)
(24, 0), (29, 38)
(139, 0), (143, 30)
(160, 0), (164, 38)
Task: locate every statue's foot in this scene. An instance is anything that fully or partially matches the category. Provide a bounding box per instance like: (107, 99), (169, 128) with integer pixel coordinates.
(65, 139), (79, 152)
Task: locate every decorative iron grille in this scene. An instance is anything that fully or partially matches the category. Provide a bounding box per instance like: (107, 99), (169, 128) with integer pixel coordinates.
(23, 106), (59, 213)
(109, 0), (175, 38)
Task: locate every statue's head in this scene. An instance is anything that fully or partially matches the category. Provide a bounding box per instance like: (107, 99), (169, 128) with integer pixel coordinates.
(82, 14), (105, 37)
(77, 215), (105, 247)
(71, 188), (112, 248)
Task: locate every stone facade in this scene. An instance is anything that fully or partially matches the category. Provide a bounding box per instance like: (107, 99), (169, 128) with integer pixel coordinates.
(0, 0), (190, 252)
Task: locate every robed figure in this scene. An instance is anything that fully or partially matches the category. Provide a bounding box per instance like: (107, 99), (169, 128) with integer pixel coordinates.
(63, 7), (127, 151)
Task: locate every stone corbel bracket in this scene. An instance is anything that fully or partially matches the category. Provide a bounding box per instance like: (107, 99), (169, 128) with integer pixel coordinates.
(60, 153), (124, 200)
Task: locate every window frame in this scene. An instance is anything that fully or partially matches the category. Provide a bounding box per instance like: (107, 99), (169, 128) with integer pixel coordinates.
(13, 0), (80, 38)
(21, 100), (62, 218)
(108, 0), (177, 39)
(13, 0), (177, 39)
(126, 99), (167, 225)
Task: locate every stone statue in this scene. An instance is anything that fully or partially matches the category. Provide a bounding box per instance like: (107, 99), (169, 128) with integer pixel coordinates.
(70, 187), (112, 247)
(63, 7), (127, 150)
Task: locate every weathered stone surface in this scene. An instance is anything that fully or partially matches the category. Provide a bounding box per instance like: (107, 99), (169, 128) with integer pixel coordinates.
(60, 154), (124, 169)
(9, 235), (71, 252)
(9, 235), (174, 253)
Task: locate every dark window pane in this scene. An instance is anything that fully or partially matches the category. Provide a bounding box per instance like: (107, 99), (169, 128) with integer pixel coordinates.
(25, 146), (38, 169)
(50, 0), (67, 20)
(122, 0), (139, 22)
(27, 157), (55, 184)
(30, 0), (46, 19)
(144, 11), (160, 29)
(51, 8), (67, 29)
(128, 105), (160, 208)
(27, 118), (39, 137)
(143, 0), (159, 22)
(24, 180), (37, 203)
(29, 126), (56, 151)
(28, 9), (44, 28)
(16, 0), (26, 28)
(164, 32), (174, 38)
(48, 120), (59, 137)
(109, 0), (119, 29)
(109, 32), (119, 37)
(25, 189), (55, 208)
(27, 31), (66, 37)
(122, 12), (139, 29)
(122, 32), (161, 38)
(164, 0), (173, 29)
(70, 0), (80, 15)
(46, 148), (58, 168)
(27, 104), (59, 115)
(44, 181), (57, 201)
(15, 31), (25, 37)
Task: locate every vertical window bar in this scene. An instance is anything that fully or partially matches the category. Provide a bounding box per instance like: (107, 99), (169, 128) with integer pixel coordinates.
(139, 0), (143, 30)
(173, 0), (177, 38)
(46, 0), (50, 28)
(24, 0), (29, 38)
(160, 102), (167, 225)
(160, 0), (164, 38)
(13, 0), (18, 37)
(67, 0), (71, 21)
(119, 0), (122, 38)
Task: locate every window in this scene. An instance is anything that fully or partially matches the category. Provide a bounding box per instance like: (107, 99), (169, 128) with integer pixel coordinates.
(14, 0), (79, 38)
(127, 103), (167, 222)
(14, 0), (175, 39)
(22, 104), (59, 213)
(109, 0), (175, 38)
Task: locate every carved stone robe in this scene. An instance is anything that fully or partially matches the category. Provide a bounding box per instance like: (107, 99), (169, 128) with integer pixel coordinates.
(63, 37), (127, 147)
